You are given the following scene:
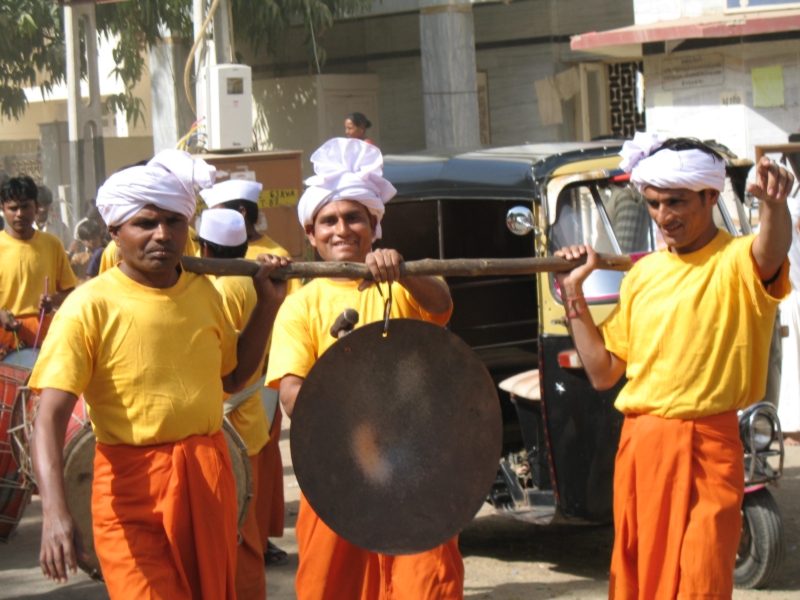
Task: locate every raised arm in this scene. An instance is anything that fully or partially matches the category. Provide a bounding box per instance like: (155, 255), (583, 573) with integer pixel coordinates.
(359, 248), (453, 315)
(553, 245), (627, 391)
(749, 157), (795, 281)
(223, 255), (289, 394)
(32, 388), (89, 583)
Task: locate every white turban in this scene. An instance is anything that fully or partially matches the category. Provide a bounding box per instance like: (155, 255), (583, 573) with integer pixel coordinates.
(620, 132), (726, 194)
(198, 209), (247, 247)
(96, 149), (216, 226)
(297, 138), (396, 241)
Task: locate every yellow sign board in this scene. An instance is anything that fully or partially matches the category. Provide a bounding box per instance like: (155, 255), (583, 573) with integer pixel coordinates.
(258, 189), (299, 208)
(195, 189), (299, 217)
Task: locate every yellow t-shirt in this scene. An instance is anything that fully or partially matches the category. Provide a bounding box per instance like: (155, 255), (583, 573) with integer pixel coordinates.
(245, 234), (302, 296)
(599, 230), (790, 419)
(213, 275), (270, 456)
(28, 268), (239, 445)
(266, 279), (453, 388)
(0, 231), (78, 317)
(98, 226), (200, 274)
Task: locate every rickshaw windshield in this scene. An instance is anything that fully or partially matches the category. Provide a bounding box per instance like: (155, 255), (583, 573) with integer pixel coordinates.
(548, 182), (658, 303)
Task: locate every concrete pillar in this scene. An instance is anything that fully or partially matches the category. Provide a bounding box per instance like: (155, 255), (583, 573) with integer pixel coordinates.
(64, 4), (105, 219)
(149, 37), (196, 153)
(419, 2), (481, 150)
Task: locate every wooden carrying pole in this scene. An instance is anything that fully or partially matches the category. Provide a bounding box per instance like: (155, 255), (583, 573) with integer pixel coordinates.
(182, 254), (632, 280)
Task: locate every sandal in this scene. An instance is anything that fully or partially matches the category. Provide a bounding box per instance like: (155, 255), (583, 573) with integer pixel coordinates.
(264, 540), (289, 566)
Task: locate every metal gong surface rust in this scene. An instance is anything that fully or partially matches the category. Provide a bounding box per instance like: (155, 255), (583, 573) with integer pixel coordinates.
(291, 319), (502, 555)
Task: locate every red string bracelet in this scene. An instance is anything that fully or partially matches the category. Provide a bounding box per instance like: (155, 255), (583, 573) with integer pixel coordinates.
(565, 296), (588, 319)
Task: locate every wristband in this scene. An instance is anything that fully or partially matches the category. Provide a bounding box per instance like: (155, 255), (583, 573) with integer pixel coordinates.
(565, 296), (588, 319)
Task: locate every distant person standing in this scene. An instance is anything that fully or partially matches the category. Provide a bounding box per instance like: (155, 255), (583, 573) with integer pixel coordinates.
(34, 185), (74, 250)
(344, 112), (374, 145)
(779, 195), (800, 445)
(75, 220), (107, 280)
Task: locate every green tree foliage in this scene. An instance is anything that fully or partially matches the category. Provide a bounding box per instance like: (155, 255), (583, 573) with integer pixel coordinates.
(0, 0), (369, 123)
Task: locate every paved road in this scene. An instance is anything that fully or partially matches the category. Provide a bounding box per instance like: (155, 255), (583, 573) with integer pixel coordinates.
(1, 412), (798, 600)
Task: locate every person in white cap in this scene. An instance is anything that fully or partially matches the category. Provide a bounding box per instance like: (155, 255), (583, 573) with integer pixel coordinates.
(201, 178), (298, 566)
(196, 208), (278, 600)
(553, 135), (794, 600)
(266, 138), (462, 600)
(28, 150), (289, 600)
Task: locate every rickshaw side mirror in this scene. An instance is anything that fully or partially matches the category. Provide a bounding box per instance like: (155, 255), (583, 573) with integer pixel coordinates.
(506, 206), (539, 236)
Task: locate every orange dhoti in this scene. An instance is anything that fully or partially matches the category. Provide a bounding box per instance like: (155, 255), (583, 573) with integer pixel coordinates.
(295, 495), (464, 600)
(609, 411), (744, 600)
(237, 444), (270, 600)
(0, 313), (51, 355)
(92, 429), (238, 600)
(257, 407), (285, 545)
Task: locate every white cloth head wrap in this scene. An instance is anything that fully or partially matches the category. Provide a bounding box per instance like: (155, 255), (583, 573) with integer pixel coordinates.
(200, 179), (263, 207)
(297, 138), (396, 241)
(620, 132), (726, 194)
(198, 209), (247, 247)
(96, 149), (216, 226)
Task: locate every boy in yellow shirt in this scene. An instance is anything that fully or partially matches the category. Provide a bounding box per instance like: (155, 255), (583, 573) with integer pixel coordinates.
(200, 178), (299, 564)
(555, 135), (794, 600)
(267, 138), (463, 600)
(196, 207), (274, 600)
(0, 176), (77, 355)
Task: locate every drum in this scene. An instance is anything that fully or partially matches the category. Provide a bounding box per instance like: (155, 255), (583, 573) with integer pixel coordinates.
(0, 361), (34, 541)
(64, 419), (252, 582)
(9, 387), (89, 485)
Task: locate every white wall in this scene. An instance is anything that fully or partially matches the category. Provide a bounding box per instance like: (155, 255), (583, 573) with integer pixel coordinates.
(634, 0), (725, 24)
(644, 42), (800, 165)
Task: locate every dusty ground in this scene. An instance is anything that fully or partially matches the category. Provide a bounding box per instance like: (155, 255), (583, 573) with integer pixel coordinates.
(1, 411), (798, 600)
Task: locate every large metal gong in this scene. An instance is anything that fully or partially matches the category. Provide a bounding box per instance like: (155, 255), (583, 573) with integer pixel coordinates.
(291, 318), (502, 555)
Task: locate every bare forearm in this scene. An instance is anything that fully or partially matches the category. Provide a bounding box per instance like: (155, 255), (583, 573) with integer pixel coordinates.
(33, 393), (76, 514)
(225, 302), (280, 393)
(753, 201), (792, 280)
(399, 276), (452, 315)
(562, 284), (626, 390)
(279, 375), (303, 418)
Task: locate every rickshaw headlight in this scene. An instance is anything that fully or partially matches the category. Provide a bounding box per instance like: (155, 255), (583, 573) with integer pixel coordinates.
(751, 414), (775, 451)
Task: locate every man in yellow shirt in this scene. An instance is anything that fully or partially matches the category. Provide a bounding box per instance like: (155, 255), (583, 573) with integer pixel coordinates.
(555, 135), (794, 600)
(200, 177), (299, 564)
(29, 150), (288, 600)
(0, 176), (77, 356)
(196, 207), (272, 600)
(267, 138), (464, 600)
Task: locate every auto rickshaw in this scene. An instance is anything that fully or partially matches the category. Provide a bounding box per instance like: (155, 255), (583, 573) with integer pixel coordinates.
(379, 142), (785, 589)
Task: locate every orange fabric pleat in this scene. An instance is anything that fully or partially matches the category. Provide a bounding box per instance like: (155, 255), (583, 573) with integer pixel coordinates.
(295, 495), (464, 600)
(257, 408), (285, 545)
(609, 411), (744, 600)
(0, 313), (51, 354)
(92, 430), (238, 600)
(237, 449), (268, 600)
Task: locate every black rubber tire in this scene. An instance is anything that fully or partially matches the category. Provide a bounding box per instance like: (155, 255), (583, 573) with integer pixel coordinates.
(734, 488), (785, 590)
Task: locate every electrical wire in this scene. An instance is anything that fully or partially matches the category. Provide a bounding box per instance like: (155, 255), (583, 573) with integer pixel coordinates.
(184, 0), (222, 115)
(308, 6), (321, 75)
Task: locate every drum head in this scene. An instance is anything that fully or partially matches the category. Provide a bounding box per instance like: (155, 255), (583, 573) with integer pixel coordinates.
(222, 420), (253, 529)
(1, 348), (39, 369)
(291, 319), (502, 555)
(63, 426), (103, 581)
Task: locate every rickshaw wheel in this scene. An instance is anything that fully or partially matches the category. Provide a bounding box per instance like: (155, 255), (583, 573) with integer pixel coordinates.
(734, 488), (785, 590)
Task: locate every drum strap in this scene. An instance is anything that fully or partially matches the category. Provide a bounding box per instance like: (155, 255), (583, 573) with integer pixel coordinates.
(223, 375), (267, 415)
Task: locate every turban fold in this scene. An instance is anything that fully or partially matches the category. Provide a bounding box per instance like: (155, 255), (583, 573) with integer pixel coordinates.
(96, 149), (216, 226)
(297, 138), (396, 241)
(620, 132), (726, 194)
(198, 209), (247, 247)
